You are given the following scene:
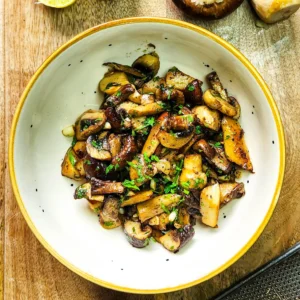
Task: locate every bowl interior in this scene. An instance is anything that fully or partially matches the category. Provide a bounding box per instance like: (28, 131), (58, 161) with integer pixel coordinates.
(12, 20), (282, 292)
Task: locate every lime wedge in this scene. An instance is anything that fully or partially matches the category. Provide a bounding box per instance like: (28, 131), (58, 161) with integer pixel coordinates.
(38, 0), (76, 8)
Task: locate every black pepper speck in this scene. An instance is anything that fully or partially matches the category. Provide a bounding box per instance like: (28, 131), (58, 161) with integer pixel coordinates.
(109, 44), (112, 46)
(121, 268), (123, 271)
(30, 125), (33, 128)
(71, 184), (74, 187)
(42, 209), (44, 213)
(94, 91), (97, 94)
(272, 141), (275, 144)
(223, 215), (227, 219)
(252, 112), (254, 114)
(247, 180), (249, 183)
(166, 259), (169, 261)
(80, 60), (83, 63)
(165, 37), (168, 40)
(68, 64), (71, 67)
(230, 80), (232, 82)
(36, 189), (38, 192)
(253, 105), (255, 108)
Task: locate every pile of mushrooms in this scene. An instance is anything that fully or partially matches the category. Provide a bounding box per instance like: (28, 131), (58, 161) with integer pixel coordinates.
(61, 51), (252, 252)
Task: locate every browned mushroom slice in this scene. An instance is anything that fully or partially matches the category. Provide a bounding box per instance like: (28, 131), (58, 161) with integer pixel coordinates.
(121, 190), (153, 207)
(172, 0), (244, 19)
(124, 220), (152, 248)
(179, 154), (207, 190)
(207, 71), (228, 101)
(157, 126), (194, 149)
(128, 102), (165, 117)
(152, 228), (163, 243)
(99, 196), (121, 229)
(193, 139), (232, 174)
(228, 96), (241, 119)
(104, 107), (122, 131)
(222, 116), (253, 172)
(132, 52), (160, 80)
(86, 132), (111, 161)
(104, 84), (135, 107)
(165, 67), (195, 91)
(192, 106), (221, 131)
(141, 77), (165, 94)
(137, 194), (182, 223)
(200, 183), (221, 228)
(168, 114), (195, 131)
(75, 110), (107, 141)
(142, 112), (169, 156)
(111, 135), (138, 169)
(103, 62), (145, 78)
(61, 148), (83, 180)
(220, 182), (245, 205)
(203, 89), (237, 117)
(184, 79), (203, 105)
(99, 71), (130, 95)
(73, 141), (86, 159)
(91, 178), (124, 195)
(74, 182), (105, 202)
(160, 225), (195, 252)
(149, 213), (169, 230)
(108, 133), (122, 157)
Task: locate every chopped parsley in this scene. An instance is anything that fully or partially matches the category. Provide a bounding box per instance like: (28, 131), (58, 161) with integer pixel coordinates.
(76, 187), (87, 199)
(143, 153), (151, 164)
(183, 189), (190, 195)
(151, 155), (160, 162)
(115, 90), (122, 97)
(68, 150), (76, 166)
(187, 84), (195, 92)
(206, 169), (210, 177)
(225, 135), (231, 140)
(104, 221), (114, 227)
(160, 202), (170, 214)
(91, 139), (102, 149)
(84, 159), (91, 165)
(195, 178), (204, 187)
(214, 142), (222, 148)
(186, 115), (194, 122)
(105, 164), (115, 174)
(132, 227), (136, 233)
(95, 118), (102, 122)
(195, 125), (202, 134)
(170, 246), (175, 250)
(153, 76), (160, 82)
(122, 179), (140, 191)
(181, 181), (190, 189)
(71, 136), (77, 147)
(164, 159), (183, 194)
(135, 117), (156, 132)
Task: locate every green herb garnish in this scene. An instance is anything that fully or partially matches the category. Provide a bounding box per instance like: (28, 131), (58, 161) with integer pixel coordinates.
(105, 164), (114, 174)
(187, 85), (195, 92)
(68, 150), (76, 166)
(151, 155), (160, 162)
(115, 90), (122, 97)
(71, 136), (77, 147)
(104, 221), (114, 227)
(214, 142), (222, 148)
(195, 125), (202, 134)
(84, 159), (91, 165)
(181, 181), (190, 189)
(160, 202), (170, 214)
(122, 179), (140, 191)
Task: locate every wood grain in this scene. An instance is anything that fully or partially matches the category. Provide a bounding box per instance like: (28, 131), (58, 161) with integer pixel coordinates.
(2, 0), (300, 299)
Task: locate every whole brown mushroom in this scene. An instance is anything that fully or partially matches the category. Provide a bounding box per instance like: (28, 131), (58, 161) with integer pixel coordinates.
(172, 0), (244, 19)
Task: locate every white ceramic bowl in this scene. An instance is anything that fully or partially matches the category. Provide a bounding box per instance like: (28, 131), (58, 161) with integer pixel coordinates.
(9, 18), (285, 293)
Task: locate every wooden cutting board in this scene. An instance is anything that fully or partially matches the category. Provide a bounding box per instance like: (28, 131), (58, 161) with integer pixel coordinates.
(0, 0), (299, 299)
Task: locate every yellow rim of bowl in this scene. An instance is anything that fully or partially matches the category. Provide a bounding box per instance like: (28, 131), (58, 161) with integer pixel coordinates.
(8, 17), (285, 294)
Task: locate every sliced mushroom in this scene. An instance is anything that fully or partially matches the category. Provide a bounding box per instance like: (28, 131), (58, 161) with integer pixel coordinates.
(160, 225), (195, 252)
(73, 141), (87, 159)
(91, 177), (125, 195)
(104, 84), (135, 107)
(111, 135), (138, 169)
(99, 196), (121, 229)
(132, 52), (160, 80)
(207, 71), (229, 101)
(153, 159), (171, 175)
(200, 182), (221, 228)
(142, 112), (169, 156)
(155, 87), (185, 105)
(88, 200), (103, 212)
(184, 79), (203, 105)
(75, 110), (107, 140)
(121, 190), (153, 207)
(86, 132), (111, 161)
(99, 71), (130, 95)
(165, 67), (195, 91)
(149, 213), (169, 230)
(141, 77), (165, 94)
(104, 107), (123, 131)
(203, 89), (237, 117)
(103, 62), (145, 78)
(157, 126), (195, 149)
(137, 194), (182, 223)
(108, 133), (122, 157)
(179, 154), (207, 189)
(152, 228), (164, 243)
(220, 182), (245, 205)
(177, 207), (193, 227)
(222, 116), (253, 172)
(127, 88), (142, 104)
(61, 147), (83, 180)
(228, 96), (241, 119)
(192, 106), (221, 131)
(168, 114), (195, 131)
(172, 0), (244, 19)
(83, 155), (119, 181)
(193, 139), (232, 174)
(74, 182), (105, 202)
(140, 94), (155, 105)
(128, 102), (165, 117)
(124, 220), (152, 248)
